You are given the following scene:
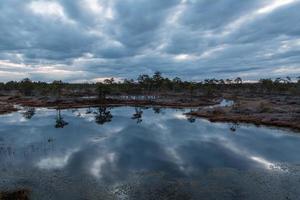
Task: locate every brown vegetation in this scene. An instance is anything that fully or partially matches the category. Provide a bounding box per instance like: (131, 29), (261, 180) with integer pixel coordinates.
(0, 189), (30, 200)
(0, 97), (18, 114)
(188, 95), (300, 131)
(0, 95), (220, 111)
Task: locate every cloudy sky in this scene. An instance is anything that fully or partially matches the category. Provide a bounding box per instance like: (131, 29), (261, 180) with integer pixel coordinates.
(0, 0), (300, 82)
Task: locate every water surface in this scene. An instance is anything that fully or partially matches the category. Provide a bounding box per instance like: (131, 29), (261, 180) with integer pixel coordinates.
(0, 106), (300, 199)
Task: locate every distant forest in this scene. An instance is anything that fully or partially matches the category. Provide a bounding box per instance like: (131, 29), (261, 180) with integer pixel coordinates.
(0, 72), (299, 98)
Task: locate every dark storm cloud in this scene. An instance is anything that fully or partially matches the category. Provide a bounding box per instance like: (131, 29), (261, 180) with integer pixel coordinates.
(112, 0), (180, 47)
(0, 0), (299, 82)
(0, 0), (97, 61)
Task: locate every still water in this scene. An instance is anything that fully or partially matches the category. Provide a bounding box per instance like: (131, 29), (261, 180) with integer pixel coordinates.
(0, 106), (300, 200)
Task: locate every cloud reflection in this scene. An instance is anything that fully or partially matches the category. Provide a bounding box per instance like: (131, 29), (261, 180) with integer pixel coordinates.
(0, 107), (299, 187)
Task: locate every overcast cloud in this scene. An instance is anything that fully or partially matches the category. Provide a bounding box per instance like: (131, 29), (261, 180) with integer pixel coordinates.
(0, 0), (300, 82)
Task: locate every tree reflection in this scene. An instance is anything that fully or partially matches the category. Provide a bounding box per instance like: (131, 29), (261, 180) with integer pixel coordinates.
(152, 107), (161, 114)
(86, 107), (92, 114)
(132, 107), (143, 124)
(230, 122), (240, 132)
(187, 109), (196, 123)
(55, 109), (69, 128)
(95, 106), (113, 125)
(22, 107), (35, 119)
(187, 115), (196, 123)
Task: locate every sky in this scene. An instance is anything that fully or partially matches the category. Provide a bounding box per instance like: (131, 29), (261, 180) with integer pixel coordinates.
(0, 0), (300, 83)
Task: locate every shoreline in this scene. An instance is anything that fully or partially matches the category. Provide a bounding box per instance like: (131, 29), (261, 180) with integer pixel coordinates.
(187, 112), (300, 132)
(1, 95), (299, 132)
(0, 96), (220, 113)
(187, 96), (300, 132)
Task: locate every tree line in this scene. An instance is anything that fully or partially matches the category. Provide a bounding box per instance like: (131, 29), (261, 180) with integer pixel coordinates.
(0, 72), (299, 98)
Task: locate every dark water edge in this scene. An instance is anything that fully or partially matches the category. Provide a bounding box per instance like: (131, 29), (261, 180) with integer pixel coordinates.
(1, 106), (300, 200)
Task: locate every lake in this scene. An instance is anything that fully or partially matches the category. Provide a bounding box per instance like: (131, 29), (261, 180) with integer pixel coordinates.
(0, 106), (300, 200)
